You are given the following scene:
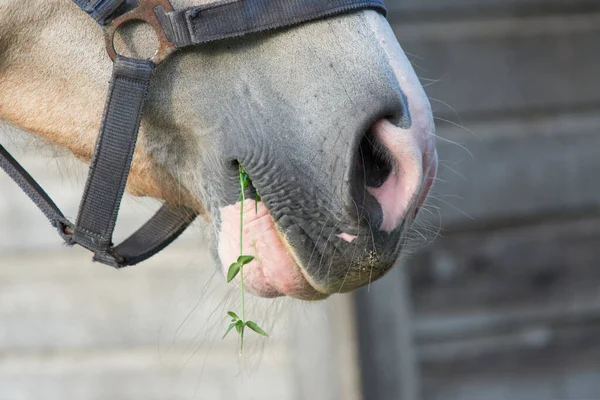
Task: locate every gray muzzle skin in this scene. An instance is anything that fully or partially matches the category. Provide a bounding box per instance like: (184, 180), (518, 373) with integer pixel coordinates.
(190, 17), (413, 293)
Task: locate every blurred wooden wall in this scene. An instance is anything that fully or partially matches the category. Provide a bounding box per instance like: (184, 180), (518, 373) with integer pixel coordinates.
(355, 1), (600, 399)
(0, 126), (363, 399)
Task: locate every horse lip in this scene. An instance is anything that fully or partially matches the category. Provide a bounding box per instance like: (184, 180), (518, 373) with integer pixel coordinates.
(218, 189), (332, 300)
(263, 209), (332, 299)
(258, 196), (394, 296)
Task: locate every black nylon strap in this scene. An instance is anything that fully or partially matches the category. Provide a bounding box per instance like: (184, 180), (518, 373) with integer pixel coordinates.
(75, 56), (197, 267)
(0, 56), (197, 268)
(102, 204), (196, 266)
(73, 55), (200, 268)
(70, 0), (387, 48)
(0, 142), (196, 268)
(163, 0), (387, 47)
(73, 56), (153, 253)
(0, 145), (74, 242)
(72, 0), (126, 24)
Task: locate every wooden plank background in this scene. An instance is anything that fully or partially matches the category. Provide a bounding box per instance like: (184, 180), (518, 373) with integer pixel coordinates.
(0, 123), (363, 400)
(354, 1), (600, 399)
(387, 0), (600, 16)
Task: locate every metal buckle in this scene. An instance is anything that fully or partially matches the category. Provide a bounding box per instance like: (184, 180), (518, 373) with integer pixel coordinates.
(103, 0), (176, 65)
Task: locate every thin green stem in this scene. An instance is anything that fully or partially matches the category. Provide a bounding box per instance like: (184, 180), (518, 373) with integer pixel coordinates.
(239, 166), (246, 355)
(223, 165), (267, 354)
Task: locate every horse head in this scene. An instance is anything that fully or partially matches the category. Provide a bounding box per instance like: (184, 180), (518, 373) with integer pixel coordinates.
(0, 0), (437, 299)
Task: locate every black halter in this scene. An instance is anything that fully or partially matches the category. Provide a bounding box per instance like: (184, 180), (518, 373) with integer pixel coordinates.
(0, 0), (387, 268)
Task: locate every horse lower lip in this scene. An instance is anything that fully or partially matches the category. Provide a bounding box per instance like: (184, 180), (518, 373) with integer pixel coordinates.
(217, 200), (328, 299)
(243, 263), (328, 300)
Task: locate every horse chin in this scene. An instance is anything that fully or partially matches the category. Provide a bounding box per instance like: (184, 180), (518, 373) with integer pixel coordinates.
(217, 201), (329, 300)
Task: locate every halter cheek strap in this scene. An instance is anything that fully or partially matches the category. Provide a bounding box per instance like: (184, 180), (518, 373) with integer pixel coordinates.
(0, 0), (387, 268)
(0, 56), (197, 268)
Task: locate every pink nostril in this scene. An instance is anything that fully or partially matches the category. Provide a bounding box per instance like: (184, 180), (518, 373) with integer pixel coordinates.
(353, 119), (425, 233)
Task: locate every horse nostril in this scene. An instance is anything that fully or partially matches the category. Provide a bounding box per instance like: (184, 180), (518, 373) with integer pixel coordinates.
(350, 125), (395, 229)
(356, 128), (393, 189)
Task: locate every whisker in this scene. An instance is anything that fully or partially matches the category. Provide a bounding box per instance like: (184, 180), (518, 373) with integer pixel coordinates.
(433, 116), (478, 138)
(429, 96), (462, 123)
(426, 129), (474, 160)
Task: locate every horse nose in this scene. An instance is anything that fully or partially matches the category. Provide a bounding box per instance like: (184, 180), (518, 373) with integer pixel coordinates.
(350, 118), (429, 233)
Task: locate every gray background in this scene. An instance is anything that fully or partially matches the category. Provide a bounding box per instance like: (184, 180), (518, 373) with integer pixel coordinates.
(357, 1), (600, 399)
(0, 121), (363, 400)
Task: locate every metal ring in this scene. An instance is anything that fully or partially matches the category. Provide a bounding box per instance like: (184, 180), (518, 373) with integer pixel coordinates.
(103, 0), (176, 65)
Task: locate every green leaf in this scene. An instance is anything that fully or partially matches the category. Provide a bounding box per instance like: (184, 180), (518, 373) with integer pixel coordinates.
(227, 311), (239, 321)
(222, 322), (236, 339)
(239, 167), (250, 190)
(255, 193), (260, 214)
(234, 320), (244, 334)
(237, 255), (254, 266)
(245, 321), (269, 337)
(227, 262), (242, 283)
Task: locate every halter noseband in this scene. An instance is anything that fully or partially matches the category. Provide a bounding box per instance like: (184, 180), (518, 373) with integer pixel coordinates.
(0, 0), (387, 268)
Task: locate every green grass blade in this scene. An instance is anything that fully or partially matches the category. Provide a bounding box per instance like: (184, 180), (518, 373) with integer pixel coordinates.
(245, 321), (269, 337)
(227, 262), (242, 283)
(239, 166), (249, 190)
(234, 320), (244, 334)
(237, 255), (254, 265)
(222, 322), (236, 339)
(227, 311), (239, 321)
